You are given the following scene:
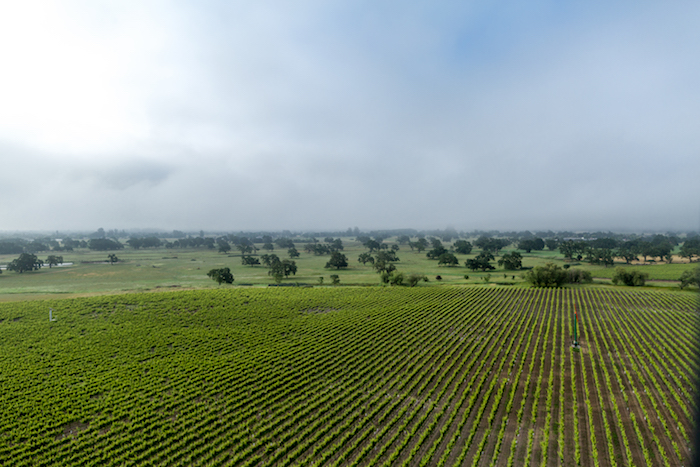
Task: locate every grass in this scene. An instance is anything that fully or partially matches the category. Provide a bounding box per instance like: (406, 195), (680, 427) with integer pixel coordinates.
(1, 238), (696, 301)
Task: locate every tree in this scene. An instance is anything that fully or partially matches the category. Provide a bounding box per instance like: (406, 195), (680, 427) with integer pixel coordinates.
(475, 236), (509, 254)
(465, 252), (495, 271)
(363, 239), (382, 253)
(453, 240), (473, 255)
(260, 254), (278, 267)
(288, 247), (300, 258)
(426, 239), (448, 260)
(376, 250), (399, 263)
(566, 269), (593, 284)
(412, 238), (428, 253)
(679, 267), (700, 289)
(616, 242), (639, 264)
(437, 252), (459, 266)
(358, 253), (374, 265)
(45, 255), (63, 268)
(559, 240), (586, 261)
(307, 243), (331, 255)
(275, 237), (295, 249)
(262, 242), (275, 252)
(497, 252), (522, 270)
(218, 240), (232, 254)
(380, 270), (404, 286)
(407, 274), (428, 287)
(241, 255), (260, 266)
(128, 236), (161, 249)
(516, 238), (544, 253)
(269, 258), (297, 279)
(236, 243), (254, 255)
(545, 239), (559, 251)
(89, 238), (123, 251)
(680, 238), (700, 262)
(591, 237), (618, 249)
(108, 254), (119, 264)
(127, 237), (143, 249)
(524, 263), (568, 287)
(330, 274), (340, 285)
(374, 260), (396, 274)
(584, 248), (614, 267)
(207, 267), (234, 285)
(638, 241), (655, 263)
(7, 253), (43, 273)
(325, 251), (348, 270)
(611, 268), (648, 286)
(26, 240), (49, 252)
(0, 241), (25, 254)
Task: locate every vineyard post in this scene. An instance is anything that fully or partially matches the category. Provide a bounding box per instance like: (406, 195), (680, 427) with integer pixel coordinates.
(572, 304), (579, 347)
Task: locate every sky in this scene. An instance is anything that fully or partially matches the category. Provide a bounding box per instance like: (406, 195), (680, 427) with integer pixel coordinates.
(1, 1), (698, 233)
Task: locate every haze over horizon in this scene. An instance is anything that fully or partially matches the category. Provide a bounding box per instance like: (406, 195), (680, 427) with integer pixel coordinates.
(1, 1), (698, 233)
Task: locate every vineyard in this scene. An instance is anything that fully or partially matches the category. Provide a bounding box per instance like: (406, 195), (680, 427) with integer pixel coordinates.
(0, 286), (697, 466)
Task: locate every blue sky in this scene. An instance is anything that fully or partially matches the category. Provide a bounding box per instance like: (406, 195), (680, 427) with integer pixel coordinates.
(0, 1), (698, 232)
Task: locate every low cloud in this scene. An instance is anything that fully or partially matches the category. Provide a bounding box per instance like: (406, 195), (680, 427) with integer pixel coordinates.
(0, 2), (698, 232)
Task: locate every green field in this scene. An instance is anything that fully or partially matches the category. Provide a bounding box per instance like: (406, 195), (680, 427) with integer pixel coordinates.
(0, 286), (696, 466)
(1, 238), (697, 301)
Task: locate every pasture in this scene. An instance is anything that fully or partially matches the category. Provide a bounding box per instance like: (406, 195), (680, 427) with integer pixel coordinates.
(1, 238), (697, 301)
(0, 286), (696, 465)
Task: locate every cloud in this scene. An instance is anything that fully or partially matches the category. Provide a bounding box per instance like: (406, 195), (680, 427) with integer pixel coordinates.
(0, 1), (698, 232)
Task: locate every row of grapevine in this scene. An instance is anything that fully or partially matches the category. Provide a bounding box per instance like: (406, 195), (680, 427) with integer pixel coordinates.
(0, 286), (695, 466)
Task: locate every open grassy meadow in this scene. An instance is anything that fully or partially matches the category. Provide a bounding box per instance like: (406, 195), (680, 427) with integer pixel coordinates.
(0, 286), (696, 466)
(1, 237), (697, 302)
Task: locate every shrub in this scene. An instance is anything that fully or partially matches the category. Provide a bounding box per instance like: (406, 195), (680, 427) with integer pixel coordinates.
(679, 267), (700, 289)
(330, 274), (340, 285)
(407, 274), (428, 287)
(611, 268), (648, 286)
(523, 263), (568, 287)
(390, 272), (405, 286)
(566, 269), (592, 284)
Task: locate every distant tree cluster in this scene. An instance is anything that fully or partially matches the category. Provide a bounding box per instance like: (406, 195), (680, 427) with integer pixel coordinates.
(680, 238), (700, 262)
(89, 238), (123, 251)
(474, 237), (509, 254)
(305, 238), (344, 255)
(517, 238), (544, 253)
(556, 234), (682, 266)
(127, 237), (162, 249)
(6, 253), (44, 273)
